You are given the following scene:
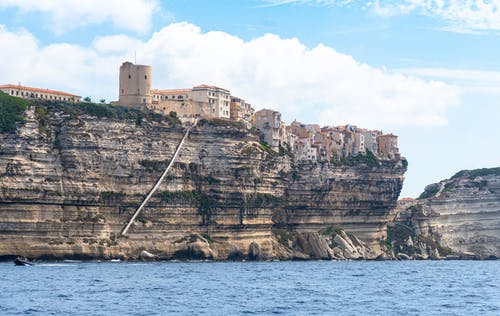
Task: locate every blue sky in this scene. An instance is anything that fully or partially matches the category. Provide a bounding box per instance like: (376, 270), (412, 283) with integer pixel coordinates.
(0, 0), (499, 197)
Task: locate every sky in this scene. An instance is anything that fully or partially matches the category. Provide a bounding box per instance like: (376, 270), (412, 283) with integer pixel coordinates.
(0, 0), (499, 198)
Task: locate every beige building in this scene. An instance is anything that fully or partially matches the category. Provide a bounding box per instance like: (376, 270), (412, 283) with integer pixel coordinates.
(377, 134), (399, 159)
(353, 133), (366, 156)
(149, 99), (213, 118)
(148, 84), (232, 119)
(152, 89), (190, 102)
(294, 138), (317, 161)
(189, 85), (231, 118)
(320, 127), (345, 160)
(0, 84), (81, 102)
(255, 109), (285, 150)
(117, 62), (152, 109)
(361, 130), (381, 155)
(230, 96), (254, 123)
(289, 120), (313, 139)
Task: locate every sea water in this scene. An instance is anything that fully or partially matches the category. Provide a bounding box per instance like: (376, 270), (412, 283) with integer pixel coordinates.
(0, 260), (498, 315)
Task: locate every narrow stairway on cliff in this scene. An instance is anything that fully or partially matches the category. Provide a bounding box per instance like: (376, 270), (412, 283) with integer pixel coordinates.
(120, 118), (199, 236)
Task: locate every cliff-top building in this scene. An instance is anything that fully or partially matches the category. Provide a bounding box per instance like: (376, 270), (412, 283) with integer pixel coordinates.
(255, 109), (286, 150)
(0, 84), (81, 102)
(117, 61), (152, 109)
(377, 133), (399, 159)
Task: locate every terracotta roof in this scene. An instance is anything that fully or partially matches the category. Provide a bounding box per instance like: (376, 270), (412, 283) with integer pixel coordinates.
(0, 84), (81, 97)
(151, 88), (191, 95)
(193, 84), (229, 92)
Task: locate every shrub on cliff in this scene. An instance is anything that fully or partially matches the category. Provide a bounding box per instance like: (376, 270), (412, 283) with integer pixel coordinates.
(335, 150), (380, 167)
(418, 184), (439, 199)
(450, 167), (500, 180)
(0, 91), (28, 132)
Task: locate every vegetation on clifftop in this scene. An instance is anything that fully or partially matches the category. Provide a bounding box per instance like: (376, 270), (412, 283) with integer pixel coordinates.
(31, 99), (170, 123)
(0, 91), (28, 132)
(450, 167), (500, 180)
(418, 184), (439, 199)
(331, 150), (380, 167)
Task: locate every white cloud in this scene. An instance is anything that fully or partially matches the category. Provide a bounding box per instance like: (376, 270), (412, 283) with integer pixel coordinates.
(0, 25), (121, 101)
(0, 0), (159, 34)
(372, 0), (500, 32)
(93, 35), (144, 54)
(0, 22), (460, 128)
(399, 67), (500, 96)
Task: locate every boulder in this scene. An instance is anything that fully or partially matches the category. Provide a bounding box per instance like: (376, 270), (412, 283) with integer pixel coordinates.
(188, 241), (215, 260)
(296, 232), (334, 259)
(334, 234), (360, 259)
(291, 251), (310, 261)
(413, 253), (428, 260)
(139, 250), (158, 261)
(396, 253), (411, 260)
(173, 240), (215, 260)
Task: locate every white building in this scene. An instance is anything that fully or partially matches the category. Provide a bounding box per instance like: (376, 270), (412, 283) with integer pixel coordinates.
(189, 84), (231, 118)
(0, 84), (81, 102)
(150, 84), (231, 119)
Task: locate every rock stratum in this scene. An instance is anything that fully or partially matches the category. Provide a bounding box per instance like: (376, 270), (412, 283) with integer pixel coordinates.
(391, 168), (500, 260)
(0, 101), (408, 260)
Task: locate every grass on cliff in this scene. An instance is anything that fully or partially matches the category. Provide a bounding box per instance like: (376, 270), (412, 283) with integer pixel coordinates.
(0, 91), (28, 133)
(450, 167), (500, 180)
(244, 193), (281, 210)
(331, 150), (380, 167)
(418, 185), (439, 199)
(29, 99), (179, 126)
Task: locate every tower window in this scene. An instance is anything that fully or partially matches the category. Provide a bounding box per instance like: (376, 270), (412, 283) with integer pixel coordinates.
(145, 75), (147, 79)
(128, 75), (131, 79)
(121, 89), (124, 93)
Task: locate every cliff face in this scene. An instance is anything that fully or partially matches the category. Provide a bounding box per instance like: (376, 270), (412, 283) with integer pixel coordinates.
(0, 102), (406, 260)
(392, 169), (500, 259)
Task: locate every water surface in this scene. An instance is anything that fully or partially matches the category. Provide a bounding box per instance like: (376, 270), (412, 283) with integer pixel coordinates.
(1, 260), (498, 315)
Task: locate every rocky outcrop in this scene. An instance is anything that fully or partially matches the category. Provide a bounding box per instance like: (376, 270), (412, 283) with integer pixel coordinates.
(391, 168), (500, 259)
(0, 101), (406, 260)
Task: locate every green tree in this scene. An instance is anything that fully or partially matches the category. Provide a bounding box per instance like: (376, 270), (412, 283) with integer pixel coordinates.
(0, 91), (28, 132)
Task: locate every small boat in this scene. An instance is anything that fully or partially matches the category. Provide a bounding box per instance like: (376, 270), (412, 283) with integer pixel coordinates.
(14, 256), (34, 266)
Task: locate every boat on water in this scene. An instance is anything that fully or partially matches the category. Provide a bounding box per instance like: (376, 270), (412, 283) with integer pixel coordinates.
(14, 256), (34, 266)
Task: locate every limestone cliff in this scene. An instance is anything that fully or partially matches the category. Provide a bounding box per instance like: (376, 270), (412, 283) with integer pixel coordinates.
(0, 100), (406, 260)
(391, 168), (500, 259)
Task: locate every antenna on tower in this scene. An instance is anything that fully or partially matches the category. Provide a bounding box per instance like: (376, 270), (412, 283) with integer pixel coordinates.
(134, 51), (137, 64)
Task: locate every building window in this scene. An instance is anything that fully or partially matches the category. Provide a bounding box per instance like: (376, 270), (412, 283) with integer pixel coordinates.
(121, 89), (124, 94)
(128, 75), (131, 79)
(145, 75), (147, 79)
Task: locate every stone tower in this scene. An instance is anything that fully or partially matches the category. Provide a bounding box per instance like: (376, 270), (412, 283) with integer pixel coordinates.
(118, 62), (152, 109)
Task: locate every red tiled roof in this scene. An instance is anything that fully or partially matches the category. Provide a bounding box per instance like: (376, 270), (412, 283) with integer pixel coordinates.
(0, 84), (81, 97)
